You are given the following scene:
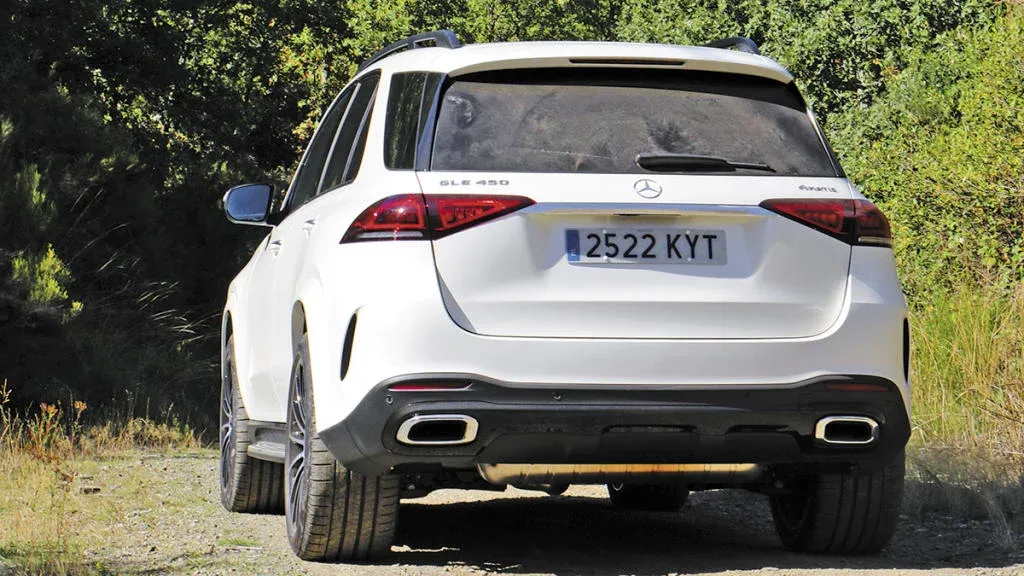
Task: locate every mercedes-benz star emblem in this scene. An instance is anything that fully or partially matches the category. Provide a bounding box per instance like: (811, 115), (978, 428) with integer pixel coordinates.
(633, 178), (663, 199)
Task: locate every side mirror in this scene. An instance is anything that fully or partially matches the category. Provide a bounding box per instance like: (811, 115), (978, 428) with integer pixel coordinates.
(223, 183), (273, 226)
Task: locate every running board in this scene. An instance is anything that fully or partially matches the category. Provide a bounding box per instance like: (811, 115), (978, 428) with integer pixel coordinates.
(246, 420), (287, 464)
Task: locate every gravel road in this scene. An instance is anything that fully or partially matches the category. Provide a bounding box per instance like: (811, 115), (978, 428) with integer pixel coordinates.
(91, 454), (1024, 575)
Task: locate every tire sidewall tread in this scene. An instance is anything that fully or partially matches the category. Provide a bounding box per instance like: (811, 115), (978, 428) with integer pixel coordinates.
(285, 335), (400, 563)
(220, 335), (285, 514)
(770, 452), (905, 555)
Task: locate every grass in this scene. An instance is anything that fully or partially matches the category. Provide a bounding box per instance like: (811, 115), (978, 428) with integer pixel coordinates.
(215, 537), (262, 548)
(901, 283), (1024, 547)
(0, 381), (204, 575)
(910, 283), (1024, 452)
(906, 445), (1023, 549)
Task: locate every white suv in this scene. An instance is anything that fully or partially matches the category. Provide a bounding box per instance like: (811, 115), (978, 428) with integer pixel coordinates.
(219, 31), (911, 562)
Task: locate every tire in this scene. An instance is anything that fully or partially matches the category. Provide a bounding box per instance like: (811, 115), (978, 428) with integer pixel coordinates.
(285, 334), (400, 563)
(219, 335), (285, 514)
(607, 483), (690, 511)
(769, 452), (905, 554)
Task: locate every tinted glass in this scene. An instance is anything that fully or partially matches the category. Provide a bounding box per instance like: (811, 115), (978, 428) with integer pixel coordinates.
(343, 97), (375, 185)
(430, 69), (836, 176)
(321, 73), (380, 192)
(385, 72), (428, 170)
(287, 90), (352, 209)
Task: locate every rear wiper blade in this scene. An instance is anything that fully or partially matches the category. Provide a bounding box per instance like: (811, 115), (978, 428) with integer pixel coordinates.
(636, 152), (775, 173)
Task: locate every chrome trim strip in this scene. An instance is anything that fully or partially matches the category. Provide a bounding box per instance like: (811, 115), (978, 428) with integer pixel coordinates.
(814, 415), (880, 445)
(520, 202), (767, 216)
(396, 414), (479, 446)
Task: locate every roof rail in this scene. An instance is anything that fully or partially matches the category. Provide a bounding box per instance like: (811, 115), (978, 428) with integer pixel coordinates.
(358, 30), (462, 72)
(703, 36), (760, 55)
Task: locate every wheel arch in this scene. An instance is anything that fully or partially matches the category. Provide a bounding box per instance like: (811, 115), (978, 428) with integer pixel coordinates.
(222, 285), (257, 417)
(293, 276), (335, 432)
(291, 301), (306, 353)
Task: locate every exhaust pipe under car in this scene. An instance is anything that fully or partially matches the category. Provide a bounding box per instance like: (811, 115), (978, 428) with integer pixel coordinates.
(396, 414), (478, 446)
(814, 415), (879, 446)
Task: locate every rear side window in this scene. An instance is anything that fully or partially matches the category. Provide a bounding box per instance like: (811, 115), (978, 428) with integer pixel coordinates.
(430, 69), (836, 176)
(385, 72), (428, 169)
(320, 72), (380, 192)
(287, 90), (352, 209)
(384, 72), (444, 170)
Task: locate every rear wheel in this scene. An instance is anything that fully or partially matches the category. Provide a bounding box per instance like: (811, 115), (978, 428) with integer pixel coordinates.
(219, 335), (285, 514)
(285, 334), (400, 562)
(607, 483), (689, 511)
(769, 452), (905, 554)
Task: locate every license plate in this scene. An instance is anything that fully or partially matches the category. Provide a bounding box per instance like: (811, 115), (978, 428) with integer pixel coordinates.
(566, 228), (727, 265)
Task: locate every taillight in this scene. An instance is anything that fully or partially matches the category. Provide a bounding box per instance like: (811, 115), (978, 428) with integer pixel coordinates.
(341, 194), (428, 243)
(759, 198), (892, 247)
(341, 194), (534, 243)
(427, 195), (535, 238)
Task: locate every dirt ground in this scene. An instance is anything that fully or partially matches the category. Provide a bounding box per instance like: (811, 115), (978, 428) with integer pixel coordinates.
(81, 453), (1024, 575)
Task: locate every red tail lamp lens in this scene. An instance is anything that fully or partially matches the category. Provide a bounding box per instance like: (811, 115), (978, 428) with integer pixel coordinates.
(760, 198), (892, 247)
(341, 194), (534, 243)
(340, 194), (428, 243)
(426, 195), (535, 238)
(854, 201), (892, 245)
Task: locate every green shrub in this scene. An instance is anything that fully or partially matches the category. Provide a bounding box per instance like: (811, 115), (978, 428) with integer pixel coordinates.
(11, 245), (74, 308)
(829, 6), (1024, 301)
(614, 0), (995, 121)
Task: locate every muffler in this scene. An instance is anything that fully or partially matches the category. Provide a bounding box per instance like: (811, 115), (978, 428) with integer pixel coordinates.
(477, 463), (763, 485)
(396, 414), (478, 446)
(814, 415), (879, 446)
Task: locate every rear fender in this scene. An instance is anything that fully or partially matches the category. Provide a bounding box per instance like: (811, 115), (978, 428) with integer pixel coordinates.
(223, 282), (258, 417)
(293, 275), (336, 432)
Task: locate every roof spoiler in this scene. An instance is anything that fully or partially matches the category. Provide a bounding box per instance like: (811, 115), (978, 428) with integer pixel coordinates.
(703, 36), (760, 55)
(358, 30), (462, 72)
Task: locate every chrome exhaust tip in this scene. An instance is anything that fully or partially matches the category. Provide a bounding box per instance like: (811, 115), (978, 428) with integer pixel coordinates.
(814, 415), (880, 446)
(396, 414), (478, 446)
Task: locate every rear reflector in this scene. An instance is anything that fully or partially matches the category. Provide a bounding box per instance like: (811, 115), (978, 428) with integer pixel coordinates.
(760, 198), (892, 247)
(388, 383), (472, 392)
(341, 194), (534, 243)
(825, 383), (891, 393)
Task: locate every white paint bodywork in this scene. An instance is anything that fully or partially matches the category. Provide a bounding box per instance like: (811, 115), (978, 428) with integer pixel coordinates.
(422, 173), (853, 339)
(221, 40), (909, 435)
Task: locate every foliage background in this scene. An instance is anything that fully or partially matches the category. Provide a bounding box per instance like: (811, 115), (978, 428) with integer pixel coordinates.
(0, 0), (1020, 435)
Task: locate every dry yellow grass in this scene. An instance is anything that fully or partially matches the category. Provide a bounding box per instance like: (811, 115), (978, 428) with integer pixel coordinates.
(909, 284), (1024, 453)
(0, 382), (203, 575)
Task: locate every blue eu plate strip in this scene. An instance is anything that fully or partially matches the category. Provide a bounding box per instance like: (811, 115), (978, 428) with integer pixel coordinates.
(566, 229), (580, 262)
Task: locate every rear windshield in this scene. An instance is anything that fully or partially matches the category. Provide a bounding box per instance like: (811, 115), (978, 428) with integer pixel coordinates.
(430, 69), (837, 176)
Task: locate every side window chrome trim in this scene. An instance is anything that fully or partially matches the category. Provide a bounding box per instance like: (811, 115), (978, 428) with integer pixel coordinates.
(316, 84), (361, 195)
(342, 84), (378, 184)
(317, 71), (381, 195)
(414, 73), (446, 172)
(281, 88), (353, 213)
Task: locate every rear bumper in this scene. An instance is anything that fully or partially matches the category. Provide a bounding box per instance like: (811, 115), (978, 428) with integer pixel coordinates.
(320, 374), (910, 478)
(306, 245), (909, 432)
